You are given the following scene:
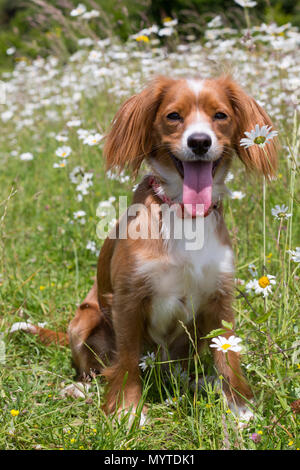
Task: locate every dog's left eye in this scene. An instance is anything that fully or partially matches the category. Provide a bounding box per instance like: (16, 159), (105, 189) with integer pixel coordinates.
(167, 112), (182, 121)
(214, 112), (228, 120)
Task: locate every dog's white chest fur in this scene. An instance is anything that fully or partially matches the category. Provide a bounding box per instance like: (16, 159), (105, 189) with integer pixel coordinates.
(136, 213), (234, 346)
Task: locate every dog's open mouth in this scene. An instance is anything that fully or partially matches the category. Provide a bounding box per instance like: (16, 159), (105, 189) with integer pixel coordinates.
(171, 154), (219, 217)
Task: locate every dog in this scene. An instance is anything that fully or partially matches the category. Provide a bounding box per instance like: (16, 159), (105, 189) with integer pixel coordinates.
(12, 75), (277, 423)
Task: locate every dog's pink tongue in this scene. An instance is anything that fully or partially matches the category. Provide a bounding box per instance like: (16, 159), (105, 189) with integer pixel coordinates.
(182, 161), (213, 217)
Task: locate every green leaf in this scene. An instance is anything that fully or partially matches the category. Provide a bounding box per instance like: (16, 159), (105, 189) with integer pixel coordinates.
(201, 328), (227, 339)
(221, 320), (233, 330)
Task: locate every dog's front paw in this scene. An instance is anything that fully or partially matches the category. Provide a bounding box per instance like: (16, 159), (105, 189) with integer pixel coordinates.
(116, 405), (148, 428)
(10, 321), (37, 334)
(60, 382), (91, 399)
(229, 402), (255, 428)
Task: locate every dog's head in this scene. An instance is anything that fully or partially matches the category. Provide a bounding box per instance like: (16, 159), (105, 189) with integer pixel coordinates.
(104, 76), (278, 216)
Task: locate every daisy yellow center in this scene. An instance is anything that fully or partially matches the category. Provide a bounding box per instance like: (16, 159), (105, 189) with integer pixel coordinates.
(136, 35), (149, 43)
(254, 136), (266, 145)
(221, 343), (231, 351)
(61, 152), (66, 156)
(258, 276), (270, 288)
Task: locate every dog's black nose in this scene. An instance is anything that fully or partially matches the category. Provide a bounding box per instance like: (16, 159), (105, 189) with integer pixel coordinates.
(187, 133), (212, 155)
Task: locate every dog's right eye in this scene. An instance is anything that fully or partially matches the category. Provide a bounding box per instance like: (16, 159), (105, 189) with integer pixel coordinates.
(167, 112), (182, 121)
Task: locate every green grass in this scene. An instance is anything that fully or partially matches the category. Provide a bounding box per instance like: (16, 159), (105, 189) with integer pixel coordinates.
(0, 30), (299, 450)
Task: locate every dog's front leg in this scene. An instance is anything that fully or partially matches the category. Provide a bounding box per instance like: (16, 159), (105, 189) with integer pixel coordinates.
(201, 282), (254, 422)
(102, 298), (145, 422)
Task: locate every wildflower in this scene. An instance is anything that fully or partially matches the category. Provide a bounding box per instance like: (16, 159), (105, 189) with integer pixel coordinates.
(225, 171), (234, 183)
(246, 274), (276, 297)
(73, 210), (86, 224)
(266, 252), (272, 263)
(55, 134), (68, 142)
(248, 263), (258, 277)
(234, 0), (257, 7)
(20, 152), (34, 161)
(225, 409), (231, 414)
(288, 247), (300, 263)
(66, 119), (82, 128)
(83, 133), (103, 146)
(139, 351), (155, 371)
(88, 50), (102, 63)
(209, 335), (242, 353)
(55, 146), (72, 158)
(230, 190), (245, 200)
(135, 35), (150, 43)
(10, 409), (19, 417)
(250, 432), (261, 443)
(39, 285), (45, 291)
(240, 124), (278, 148)
(86, 240), (99, 256)
(6, 47), (16, 55)
(271, 204), (292, 220)
(82, 10), (100, 20)
(70, 4), (87, 17)
(1, 109), (13, 122)
(288, 440), (294, 446)
(53, 160), (68, 168)
(158, 27), (175, 37)
(165, 396), (183, 406)
(162, 18), (178, 27)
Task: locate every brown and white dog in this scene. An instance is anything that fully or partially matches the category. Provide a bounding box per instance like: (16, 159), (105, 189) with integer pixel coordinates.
(12, 76), (277, 423)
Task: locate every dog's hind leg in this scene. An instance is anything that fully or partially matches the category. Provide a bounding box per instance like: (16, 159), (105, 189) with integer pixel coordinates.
(68, 281), (115, 382)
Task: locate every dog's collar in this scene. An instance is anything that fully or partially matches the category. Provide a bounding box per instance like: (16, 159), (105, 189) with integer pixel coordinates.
(148, 175), (220, 218)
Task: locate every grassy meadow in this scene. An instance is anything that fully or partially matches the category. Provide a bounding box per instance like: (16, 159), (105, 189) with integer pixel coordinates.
(0, 4), (299, 450)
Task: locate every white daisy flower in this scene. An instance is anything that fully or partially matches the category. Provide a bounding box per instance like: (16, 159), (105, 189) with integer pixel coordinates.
(158, 27), (175, 37)
(225, 171), (234, 183)
(86, 240), (99, 255)
(70, 3), (87, 17)
(6, 46), (16, 55)
(88, 50), (102, 63)
(245, 279), (257, 293)
(234, 0), (257, 7)
(139, 352), (156, 371)
(73, 210), (86, 224)
(66, 119), (82, 128)
(230, 190), (245, 200)
(20, 152), (34, 161)
(55, 146), (72, 158)
(82, 10), (100, 20)
(77, 129), (91, 140)
(287, 247), (300, 263)
(240, 124), (278, 148)
(1, 110), (13, 122)
(78, 38), (94, 47)
(83, 133), (103, 146)
(246, 274), (276, 298)
(210, 335), (242, 353)
(248, 263), (258, 277)
(55, 134), (68, 142)
(271, 204), (292, 220)
(53, 160), (68, 168)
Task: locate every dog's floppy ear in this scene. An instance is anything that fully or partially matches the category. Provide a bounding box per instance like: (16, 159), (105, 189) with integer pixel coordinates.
(104, 76), (174, 176)
(220, 76), (278, 179)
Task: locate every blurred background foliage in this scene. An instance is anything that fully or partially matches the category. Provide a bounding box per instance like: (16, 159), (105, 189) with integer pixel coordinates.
(0, 0), (299, 66)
